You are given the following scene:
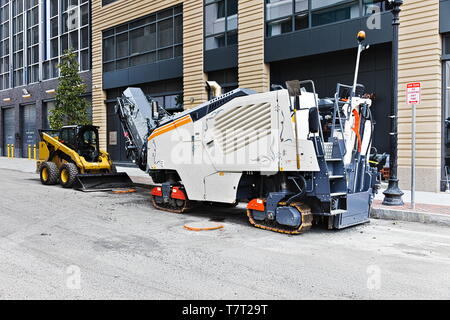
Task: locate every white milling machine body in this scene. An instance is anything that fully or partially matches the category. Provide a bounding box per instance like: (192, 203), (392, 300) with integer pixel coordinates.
(116, 32), (381, 234)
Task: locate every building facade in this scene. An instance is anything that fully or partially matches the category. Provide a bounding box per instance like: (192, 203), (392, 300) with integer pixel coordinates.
(0, 0), (91, 158)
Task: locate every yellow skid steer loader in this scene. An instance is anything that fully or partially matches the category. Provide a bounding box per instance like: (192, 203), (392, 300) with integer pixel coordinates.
(37, 125), (133, 191)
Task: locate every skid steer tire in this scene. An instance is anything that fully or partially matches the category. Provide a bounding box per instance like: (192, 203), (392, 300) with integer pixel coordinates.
(59, 163), (79, 188)
(40, 162), (59, 185)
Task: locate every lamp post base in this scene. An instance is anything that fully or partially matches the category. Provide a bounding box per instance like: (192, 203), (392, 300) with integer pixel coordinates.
(382, 178), (404, 206)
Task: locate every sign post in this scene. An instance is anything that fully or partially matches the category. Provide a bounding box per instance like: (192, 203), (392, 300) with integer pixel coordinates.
(406, 82), (421, 209)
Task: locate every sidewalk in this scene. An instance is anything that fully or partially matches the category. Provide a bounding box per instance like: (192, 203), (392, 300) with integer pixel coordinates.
(371, 184), (450, 226)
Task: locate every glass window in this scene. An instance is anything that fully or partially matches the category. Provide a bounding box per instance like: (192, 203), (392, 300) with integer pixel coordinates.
(295, 0), (308, 12)
(116, 32), (128, 58)
(81, 4), (89, 26)
(445, 36), (450, 56)
(266, 0), (292, 21)
(205, 0), (238, 50)
(103, 37), (115, 61)
(267, 17), (292, 37)
(312, 1), (359, 27)
(102, 5), (182, 72)
(158, 18), (173, 48)
(363, 0), (387, 15)
(50, 0), (58, 17)
(265, 0), (380, 37)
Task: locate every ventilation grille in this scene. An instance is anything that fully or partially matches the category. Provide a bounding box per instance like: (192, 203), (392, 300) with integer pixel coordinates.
(324, 142), (334, 159)
(214, 102), (271, 155)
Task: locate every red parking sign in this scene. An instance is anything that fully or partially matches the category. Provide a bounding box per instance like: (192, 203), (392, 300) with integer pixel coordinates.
(406, 82), (421, 105)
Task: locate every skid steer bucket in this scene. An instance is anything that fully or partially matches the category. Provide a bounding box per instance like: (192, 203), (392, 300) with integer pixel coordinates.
(73, 172), (134, 192)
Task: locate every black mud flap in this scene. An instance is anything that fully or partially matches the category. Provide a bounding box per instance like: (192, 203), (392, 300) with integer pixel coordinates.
(73, 172), (134, 192)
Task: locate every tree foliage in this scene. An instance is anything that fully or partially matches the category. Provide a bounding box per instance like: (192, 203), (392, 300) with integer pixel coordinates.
(49, 49), (90, 129)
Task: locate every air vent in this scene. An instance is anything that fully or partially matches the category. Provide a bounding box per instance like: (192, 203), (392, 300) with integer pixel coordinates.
(214, 102), (271, 155)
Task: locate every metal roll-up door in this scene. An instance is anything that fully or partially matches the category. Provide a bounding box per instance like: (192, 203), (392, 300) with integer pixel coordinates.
(2, 108), (15, 156)
(21, 104), (37, 158)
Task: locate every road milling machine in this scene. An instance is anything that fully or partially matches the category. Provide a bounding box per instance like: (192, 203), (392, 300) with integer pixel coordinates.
(116, 31), (381, 234)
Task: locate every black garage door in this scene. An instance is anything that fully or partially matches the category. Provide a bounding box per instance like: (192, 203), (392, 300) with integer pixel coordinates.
(2, 108), (15, 156)
(107, 102), (128, 162)
(21, 104), (37, 158)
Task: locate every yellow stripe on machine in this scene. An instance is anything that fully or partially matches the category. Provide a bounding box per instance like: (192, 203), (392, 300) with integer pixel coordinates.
(148, 115), (192, 141)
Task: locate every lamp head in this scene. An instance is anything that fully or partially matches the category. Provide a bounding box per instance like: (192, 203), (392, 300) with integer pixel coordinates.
(357, 30), (366, 43)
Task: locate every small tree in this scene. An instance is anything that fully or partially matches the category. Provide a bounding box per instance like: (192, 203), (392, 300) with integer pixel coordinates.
(49, 49), (90, 129)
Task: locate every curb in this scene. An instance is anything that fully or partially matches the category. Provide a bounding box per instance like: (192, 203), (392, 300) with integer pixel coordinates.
(370, 208), (450, 227)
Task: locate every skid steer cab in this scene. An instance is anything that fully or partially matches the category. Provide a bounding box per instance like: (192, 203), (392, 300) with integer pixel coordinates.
(37, 125), (133, 191)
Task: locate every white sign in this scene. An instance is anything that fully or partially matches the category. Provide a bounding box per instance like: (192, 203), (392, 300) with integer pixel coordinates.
(406, 82), (421, 105)
(109, 131), (117, 145)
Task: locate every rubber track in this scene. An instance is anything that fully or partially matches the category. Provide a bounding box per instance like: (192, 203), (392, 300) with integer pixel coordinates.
(151, 195), (194, 214)
(247, 202), (313, 235)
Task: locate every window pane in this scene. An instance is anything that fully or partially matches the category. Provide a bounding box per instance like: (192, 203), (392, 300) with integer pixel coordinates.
(51, 59), (58, 78)
(227, 0), (238, 15)
(43, 60), (49, 79)
(116, 32), (128, 58)
(130, 52), (156, 66)
(81, 26), (89, 48)
(60, 34), (68, 54)
(51, 17), (58, 37)
(69, 30), (78, 50)
(103, 61), (115, 72)
(266, 18), (292, 37)
(295, 0), (308, 12)
(312, 0), (344, 10)
(205, 2), (226, 36)
(295, 13), (308, 30)
(227, 31), (237, 46)
(158, 47), (172, 61)
(158, 18), (173, 48)
(174, 44), (182, 57)
(445, 35), (450, 55)
(80, 49), (89, 70)
(32, 45), (38, 63)
(116, 58), (128, 70)
(81, 4), (89, 26)
(312, 1), (359, 27)
(205, 34), (225, 50)
(227, 10), (237, 31)
(50, 0), (58, 17)
(32, 26), (38, 44)
(363, 0), (386, 15)
(266, 0), (292, 21)
(103, 37), (114, 61)
(130, 25), (156, 55)
(174, 15), (182, 44)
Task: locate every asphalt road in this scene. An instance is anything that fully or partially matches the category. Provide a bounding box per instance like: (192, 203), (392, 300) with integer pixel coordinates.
(1, 167), (450, 299)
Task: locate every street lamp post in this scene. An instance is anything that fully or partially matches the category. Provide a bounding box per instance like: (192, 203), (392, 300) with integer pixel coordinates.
(383, 0), (404, 206)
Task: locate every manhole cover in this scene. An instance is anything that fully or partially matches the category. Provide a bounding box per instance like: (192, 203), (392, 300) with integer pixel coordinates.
(111, 189), (137, 194)
(184, 221), (224, 231)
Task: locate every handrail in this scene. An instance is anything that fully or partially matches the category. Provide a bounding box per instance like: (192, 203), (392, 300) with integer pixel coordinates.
(298, 80), (326, 155)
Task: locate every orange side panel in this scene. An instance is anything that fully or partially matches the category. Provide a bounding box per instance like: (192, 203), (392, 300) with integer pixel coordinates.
(151, 186), (163, 197)
(247, 199), (265, 212)
(171, 186), (187, 200)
